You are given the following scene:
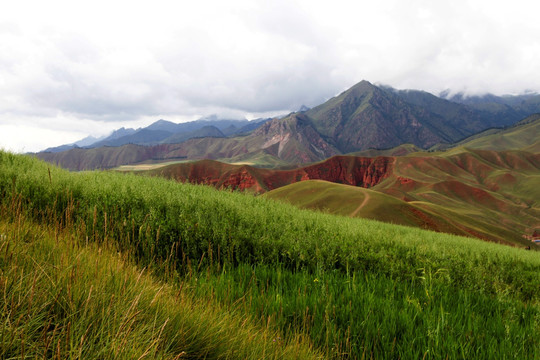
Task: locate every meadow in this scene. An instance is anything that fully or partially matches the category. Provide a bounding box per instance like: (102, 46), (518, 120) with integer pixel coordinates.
(0, 150), (539, 359)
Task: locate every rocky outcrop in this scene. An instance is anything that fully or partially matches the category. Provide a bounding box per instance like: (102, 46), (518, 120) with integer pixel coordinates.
(253, 114), (339, 163)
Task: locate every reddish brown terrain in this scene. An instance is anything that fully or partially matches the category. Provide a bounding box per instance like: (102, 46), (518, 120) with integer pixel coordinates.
(146, 149), (540, 248)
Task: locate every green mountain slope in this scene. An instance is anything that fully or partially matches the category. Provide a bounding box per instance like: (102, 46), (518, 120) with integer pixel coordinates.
(0, 217), (320, 359)
(455, 114), (540, 152)
(306, 81), (454, 152)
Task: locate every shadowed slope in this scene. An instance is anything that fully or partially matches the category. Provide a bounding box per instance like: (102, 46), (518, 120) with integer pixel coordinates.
(304, 80), (506, 152)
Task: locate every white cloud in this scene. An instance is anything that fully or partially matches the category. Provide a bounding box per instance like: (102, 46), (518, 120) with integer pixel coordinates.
(1, 0), (540, 151)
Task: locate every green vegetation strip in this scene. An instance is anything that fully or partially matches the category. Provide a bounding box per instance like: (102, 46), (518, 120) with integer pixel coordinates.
(1, 151), (539, 359)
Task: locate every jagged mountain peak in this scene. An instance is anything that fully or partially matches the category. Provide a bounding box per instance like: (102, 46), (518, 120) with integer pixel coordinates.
(338, 80), (380, 98)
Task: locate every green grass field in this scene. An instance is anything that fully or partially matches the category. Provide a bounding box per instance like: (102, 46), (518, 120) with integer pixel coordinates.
(1, 151), (539, 359)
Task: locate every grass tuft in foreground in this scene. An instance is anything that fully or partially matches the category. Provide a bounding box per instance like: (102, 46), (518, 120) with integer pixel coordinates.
(0, 214), (319, 359)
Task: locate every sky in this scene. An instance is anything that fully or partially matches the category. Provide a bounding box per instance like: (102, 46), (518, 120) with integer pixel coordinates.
(1, 0), (540, 152)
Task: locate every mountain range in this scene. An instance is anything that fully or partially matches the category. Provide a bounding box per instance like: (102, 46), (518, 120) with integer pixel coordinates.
(36, 80), (540, 170)
(42, 116), (271, 153)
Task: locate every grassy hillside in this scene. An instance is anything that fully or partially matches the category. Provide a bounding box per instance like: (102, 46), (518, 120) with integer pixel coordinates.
(1, 151), (539, 359)
(264, 148), (540, 246)
(458, 114), (540, 152)
(377, 148), (540, 246)
(431, 113), (540, 152)
(264, 180), (470, 235)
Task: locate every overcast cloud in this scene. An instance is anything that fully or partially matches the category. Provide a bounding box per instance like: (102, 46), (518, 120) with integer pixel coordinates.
(1, 0), (540, 152)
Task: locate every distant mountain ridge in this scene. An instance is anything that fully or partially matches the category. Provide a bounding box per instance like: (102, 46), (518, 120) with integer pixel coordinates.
(35, 110), (540, 173)
(42, 135), (106, 153)
(44, 118), (270, 153)
(37, 80), (540, 169)
(440, 90), (540, 126)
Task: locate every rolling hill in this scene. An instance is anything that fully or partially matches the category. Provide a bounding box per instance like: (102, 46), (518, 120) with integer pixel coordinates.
(137, 144), (540, 247)
(265, 149), (540, 246)
(264, 180), (471, 235)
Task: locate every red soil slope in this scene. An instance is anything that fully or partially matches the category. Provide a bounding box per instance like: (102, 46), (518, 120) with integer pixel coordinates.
(149, 155), (394, 193)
